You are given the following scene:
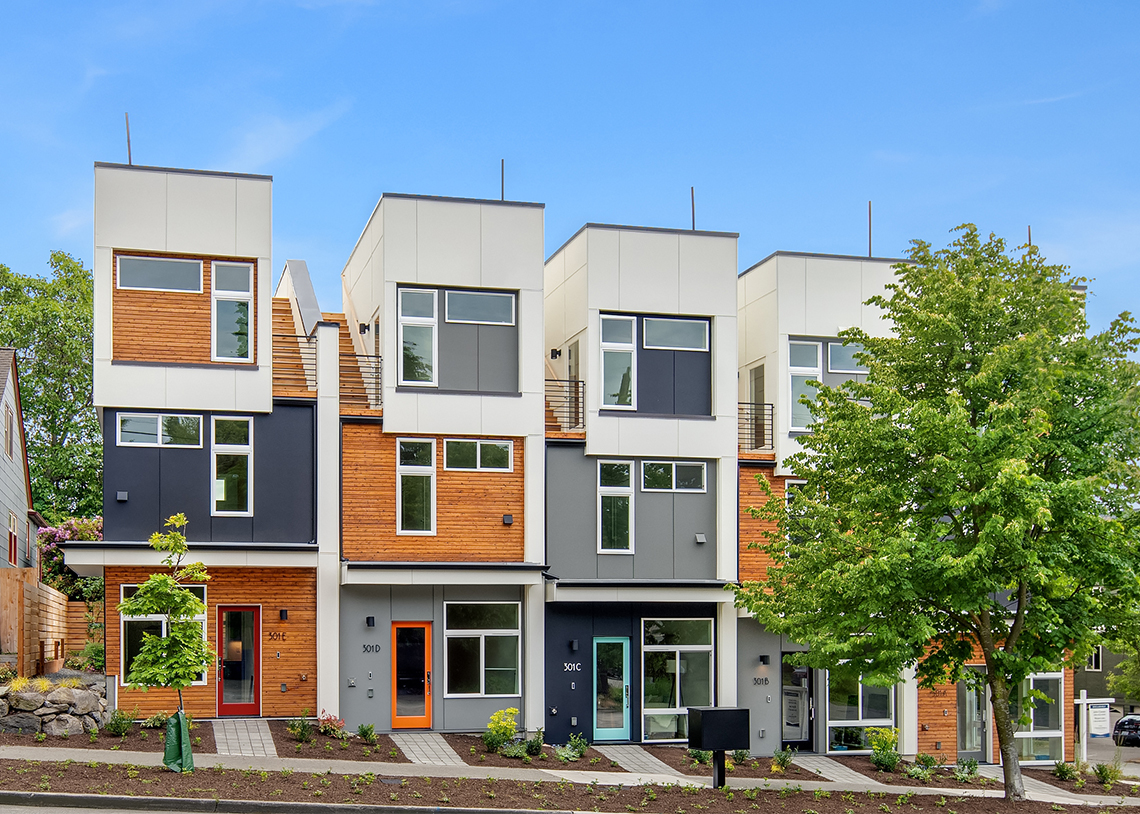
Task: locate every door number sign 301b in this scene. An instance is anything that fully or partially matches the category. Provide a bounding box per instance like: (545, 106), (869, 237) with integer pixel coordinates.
(564, 662), (582, 672)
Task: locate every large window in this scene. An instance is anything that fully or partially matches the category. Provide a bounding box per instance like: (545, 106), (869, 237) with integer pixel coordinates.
(1012, 673), (1064, 762)
(120, 584), (207, 687)
(826, 672), (895, 751)
(641, 461), (706, 493)
(598, 461), (633, 552)
(643, 318), (709, 352)
(213, 417), (252, 516)
(397, 438), (435, 534)
(213, 262), (253, 362)
(117, 414), (202, 447)
(444, 602), (520, 696)
(601, 315), (636, 409)
(642, 618), (714, 741)
(117, 256), (202, 293)
(399, 289), (437, 386)
(789, 341), (822, 431)
(445, 291), (515, 325)
(443, 439), (512, 471)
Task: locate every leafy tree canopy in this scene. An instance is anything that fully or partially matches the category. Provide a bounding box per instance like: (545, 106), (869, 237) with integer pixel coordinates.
(0, 252), (100, 521)
(734, 225), (1140, 799)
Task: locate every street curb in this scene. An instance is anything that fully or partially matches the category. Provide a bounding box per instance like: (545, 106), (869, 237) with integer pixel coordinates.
(0, 790), (569, 814)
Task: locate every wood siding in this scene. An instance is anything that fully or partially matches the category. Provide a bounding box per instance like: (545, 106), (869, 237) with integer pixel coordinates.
(342, 427), (525, 562)
(105, 567), (316, 719)
(112, 251), (258, 366)
(0, 568), (68, 676)
(739, 465), (782, 583)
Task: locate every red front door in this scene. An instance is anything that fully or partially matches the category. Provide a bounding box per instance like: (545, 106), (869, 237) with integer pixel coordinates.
(217, 606), (261, 716)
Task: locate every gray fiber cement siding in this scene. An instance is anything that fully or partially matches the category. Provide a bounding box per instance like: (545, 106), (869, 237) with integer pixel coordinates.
(545, 444), (717, 580)
(339, 583), (525, 733)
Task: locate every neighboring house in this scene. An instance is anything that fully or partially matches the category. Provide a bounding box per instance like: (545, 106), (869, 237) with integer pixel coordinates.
(1076, 646), (1139, 714)
(543, 224), (740, 744)
(0, 348), (47, 568)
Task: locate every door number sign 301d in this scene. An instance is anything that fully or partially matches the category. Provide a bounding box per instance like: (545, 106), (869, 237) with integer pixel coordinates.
(564, 662), (582, 671)
(362, 644), (382, 653)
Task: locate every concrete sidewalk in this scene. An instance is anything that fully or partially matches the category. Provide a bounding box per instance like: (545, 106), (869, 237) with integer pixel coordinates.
(0, 743), (1137, 809)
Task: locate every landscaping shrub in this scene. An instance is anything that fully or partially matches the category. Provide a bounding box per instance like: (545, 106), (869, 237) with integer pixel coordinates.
(915, 752), (940, 769)
(482, 707), (519, 753)
(1052, 761), (1080, 781)
(356, 723), (377, 745)
(317, 709), (347, 739)
(286, 709), (314, 743)
(0, 664), (16, 684)
(905, 764), (933, 781)
(687, 748), (712, 766)
(952, 757), (979, 782)
(1094, 757), (1123, 788)
(500, 740), (528, 758)
(567, 732), (589, 758)
(731, 749), (750, 764)
(105, 707), (137, 737)
(525, 728), (544, 756)
(771, 746), (797, 770)
(141, 711), (170, 729)
(867, 726), (900, 773)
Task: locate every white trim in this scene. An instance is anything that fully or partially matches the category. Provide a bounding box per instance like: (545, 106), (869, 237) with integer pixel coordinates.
(827, 340), (867, 374)
(211, 416), (253, 517)
(642, 317), (709, 352)
(396, 437), (436, 535)
(444, 290), (516, 326)
(211, 262), (254, 363)
(442, 600), (522, 698)
(1013, 671), (1066, 763)
(598, 459), (634, 554)
(119, 583), (208, 688)
(640, 461), (707, 493)
(1086, 646), (1103, 672)
(116, 412), (203, 448)
(442, 439), (514, 472)
(824, 671), (897, 754)
(116, 255), (204, 294)
(600, 314), (637, 410)
(640, 617), (715, 743)
(398, 288), (438, 387)
(789, 340), (822, 432)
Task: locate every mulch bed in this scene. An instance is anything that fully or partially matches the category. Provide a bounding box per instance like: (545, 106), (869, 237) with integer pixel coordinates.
(0, 758), (1083, 812)
(0, 722), (216, 754)
(828, 755), (1000, 788)
(641, 745), (815, 780)
(442, 733), (625, 771)
(266, 720), (409, 763)
(1023, 767), (1140, 797)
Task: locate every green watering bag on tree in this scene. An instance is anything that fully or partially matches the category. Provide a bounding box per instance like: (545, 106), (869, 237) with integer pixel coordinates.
(163, 711), (194, 773)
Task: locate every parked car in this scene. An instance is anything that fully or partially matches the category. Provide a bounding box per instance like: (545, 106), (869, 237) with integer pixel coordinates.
(1113, 714), (1140, 746)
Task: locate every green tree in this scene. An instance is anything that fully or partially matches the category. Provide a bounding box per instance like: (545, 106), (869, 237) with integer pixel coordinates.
(0, 252), (100, 520)
(117, 514), (214, 716)
(734, 226), (1140, 801)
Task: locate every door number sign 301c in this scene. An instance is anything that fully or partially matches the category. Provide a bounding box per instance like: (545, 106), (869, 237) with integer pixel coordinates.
(563, 662), (582, 672)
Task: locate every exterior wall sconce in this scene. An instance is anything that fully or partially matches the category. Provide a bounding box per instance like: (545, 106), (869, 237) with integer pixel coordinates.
(280, 609), (288, 621)
(695, 533), (707, 544)
(116, 491), (128, 502)
(359, 322), (370, 334)
(365, 616), (375, 628)
(570, 639), (579, 651)
(758, 654), (770, 665)
(550, 348), (562, 359)
(503, 514), (513, 525)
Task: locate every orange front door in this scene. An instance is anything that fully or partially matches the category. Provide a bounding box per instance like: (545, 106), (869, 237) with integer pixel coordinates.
(391, 622), (432, 728)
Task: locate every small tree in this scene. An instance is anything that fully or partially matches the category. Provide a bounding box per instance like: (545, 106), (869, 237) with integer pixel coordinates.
(117, 513), (213, 771)
(734, 226), (1140, 801)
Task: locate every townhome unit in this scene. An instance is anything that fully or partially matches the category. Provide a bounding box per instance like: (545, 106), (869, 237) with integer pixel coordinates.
(0, 349), (44, 571)
(542, 224), (740, 745)
(64, 163), (324, 719)
(336, 193), (547, 734)
(734, 251), (1074, 766)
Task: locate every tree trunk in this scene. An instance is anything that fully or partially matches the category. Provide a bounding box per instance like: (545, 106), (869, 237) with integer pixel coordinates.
(988, 672), (1026, 801)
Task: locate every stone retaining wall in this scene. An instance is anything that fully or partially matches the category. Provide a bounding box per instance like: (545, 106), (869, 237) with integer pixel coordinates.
(0, 678), (108, 735)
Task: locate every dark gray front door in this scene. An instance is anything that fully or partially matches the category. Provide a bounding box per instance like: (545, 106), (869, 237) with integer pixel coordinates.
(956, 666), (987, 762)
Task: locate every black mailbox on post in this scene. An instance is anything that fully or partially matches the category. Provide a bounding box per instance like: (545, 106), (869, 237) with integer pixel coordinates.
(688, 707), (750, 788)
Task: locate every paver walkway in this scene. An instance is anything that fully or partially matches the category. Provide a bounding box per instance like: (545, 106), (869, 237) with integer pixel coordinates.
(594, 744), (677, 776)
(389, 731), (466, 765)
(211, 718), (277, 757)
(795, 755), (875, 785)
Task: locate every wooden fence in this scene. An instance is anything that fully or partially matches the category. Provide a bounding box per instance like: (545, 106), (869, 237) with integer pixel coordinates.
(0, 568), (69, 676)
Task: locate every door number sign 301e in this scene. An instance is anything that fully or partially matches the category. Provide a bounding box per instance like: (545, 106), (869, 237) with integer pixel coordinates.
(268, 631), (286, 641)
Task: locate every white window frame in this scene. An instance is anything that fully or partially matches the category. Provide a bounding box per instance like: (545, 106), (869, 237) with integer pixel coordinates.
(211, 262), (254, 363)
(212, 416), (253, 517)
(116, 413), (204, 448)
(442, 439), (514, 472)
(442, 600), (522, 698)
(115, 255), (204, 294)
(1087, 646), (1103, 672)
(640, 461), (707, 493)
(398, 288), (438, 387)
(397, 437), (436, 535)
(7, 511), (17, 566)
(119, 583), (208, 688)
(789, 340), (823, 432)
(641, 617), (715, 743)
(598, 459), (634, 554)
(3, 403), (12, 460)
(600, 314), (637, 411)
(1013, 671), (1065, 763)
(824, 671), (896, 753)
(642, 317), (709, 352)
(827, 340), (867, 374)
(444, 290), (516, 326)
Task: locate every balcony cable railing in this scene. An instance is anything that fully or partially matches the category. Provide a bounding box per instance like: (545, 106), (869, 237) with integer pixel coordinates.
(341, 353), (383, 410)
(545, 379), (585, 433)
(738, 402), (775, 451)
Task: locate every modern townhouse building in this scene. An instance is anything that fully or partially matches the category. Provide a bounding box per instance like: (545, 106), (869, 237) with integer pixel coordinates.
(735, 251), (1074, 765)
(336, 193), (547, 734)
(63, 163), (325, 719)
(542, 224), (740, 745)
(0, 349), (44, 571)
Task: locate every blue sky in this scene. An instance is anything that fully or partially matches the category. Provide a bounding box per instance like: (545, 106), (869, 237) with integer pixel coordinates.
(1, 1), (1137, 334)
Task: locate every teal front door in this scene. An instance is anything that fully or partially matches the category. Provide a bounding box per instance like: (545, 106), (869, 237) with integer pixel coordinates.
(593, 637), (630, 741)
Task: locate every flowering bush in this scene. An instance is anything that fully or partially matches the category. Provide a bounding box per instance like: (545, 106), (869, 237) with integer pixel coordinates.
(38, 517), (102, 598)
(317, 709), (347, 739)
